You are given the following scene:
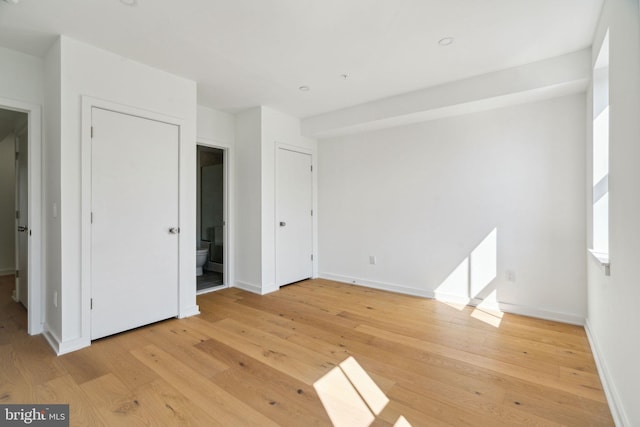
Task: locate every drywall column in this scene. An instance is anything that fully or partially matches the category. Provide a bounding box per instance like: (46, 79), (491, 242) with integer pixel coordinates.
(586, 0), (640, 425)
(234, 108), (263, 293)
(234, 106), (317, 294)
(43, 36), (198, 354)
(43, 38), (63, 342)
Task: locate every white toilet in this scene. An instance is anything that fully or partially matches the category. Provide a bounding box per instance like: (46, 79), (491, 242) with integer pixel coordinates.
(196, 241), (210, 276)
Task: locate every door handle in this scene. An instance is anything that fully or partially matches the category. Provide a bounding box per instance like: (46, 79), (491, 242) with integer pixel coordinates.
(279, 222), (286, 227)
(169, 227), (180, 234)
(17, 226), (27, 233)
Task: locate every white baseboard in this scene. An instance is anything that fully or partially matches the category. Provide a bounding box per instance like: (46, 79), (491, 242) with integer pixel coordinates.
(493, 301), (584, 325)
(196, 284), (228, 296)
(233, 281), (279, 295)
(42, 324), (90, 356)
(233, 280), (263, 295)
(42, 327), (60, 354)
(319, 272), (434, 299)
(585, 319), (628, 427)
(178, 305), (200, 318)
(319, 272), (585, 325)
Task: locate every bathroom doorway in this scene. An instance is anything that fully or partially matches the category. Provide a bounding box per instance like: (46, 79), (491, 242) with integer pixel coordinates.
(197, 145), (225, 292)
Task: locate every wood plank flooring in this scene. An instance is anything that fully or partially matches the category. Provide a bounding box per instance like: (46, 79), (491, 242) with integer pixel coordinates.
(0, 274), (614, 426)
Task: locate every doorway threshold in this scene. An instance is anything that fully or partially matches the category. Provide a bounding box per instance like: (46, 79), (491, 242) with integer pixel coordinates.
(196, 283), (227, 295)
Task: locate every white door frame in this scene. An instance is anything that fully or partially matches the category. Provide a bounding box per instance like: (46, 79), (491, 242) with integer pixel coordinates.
(197, 138), (234, 290)
(0, 97), (43, 335)
(81, 97), (192, 348)
(274, 143), (315, 288)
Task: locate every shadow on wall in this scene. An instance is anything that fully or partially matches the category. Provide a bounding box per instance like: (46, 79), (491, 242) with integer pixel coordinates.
(434, 227), (504, 327)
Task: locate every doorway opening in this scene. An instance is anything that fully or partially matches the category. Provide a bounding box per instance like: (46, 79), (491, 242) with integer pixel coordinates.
(197, 145), (225, 293)
(0, 109), (28, 309)
(0, 100), (42, 336)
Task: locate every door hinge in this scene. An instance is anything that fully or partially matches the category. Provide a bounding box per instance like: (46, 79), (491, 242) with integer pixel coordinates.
(91, 212), (93, 224)
(310, 165), (313, 172)
(15, 270), (19, 278)
(90, 298), (93, 310)
(91, 126), (94, 138)
(16, 210), (19, 220)
(311, 254), (313, 261)
(311, 209), (313, 216)
(15, 151), (19, 160)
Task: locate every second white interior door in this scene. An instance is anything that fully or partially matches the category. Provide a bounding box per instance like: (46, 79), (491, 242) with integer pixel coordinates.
(91, 107), (179, 340)
(276, 148), (313, 287)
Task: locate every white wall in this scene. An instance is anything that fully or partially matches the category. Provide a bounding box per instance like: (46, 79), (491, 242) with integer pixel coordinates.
(234, 108), (263, 292)
(0, 47), (43, 106)
(586, 0), (640, 425)
(0, 133), (15, 274)
(197, 105), (235, 146)
(319, 94), (586, 322)
(43, 36), (198, 353)
(43, 38), (62, 339)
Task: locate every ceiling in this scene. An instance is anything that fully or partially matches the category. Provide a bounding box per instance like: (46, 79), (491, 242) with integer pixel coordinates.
(0, 0), (603, 118)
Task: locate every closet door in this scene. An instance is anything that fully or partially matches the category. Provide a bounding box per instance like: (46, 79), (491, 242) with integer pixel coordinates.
(90, 107), (179, 340)
(276, 148), (313, 286)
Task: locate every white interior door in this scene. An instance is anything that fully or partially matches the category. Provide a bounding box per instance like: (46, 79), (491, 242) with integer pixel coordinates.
(276, 148), (313, 286)
(91, 107), (179, 340)
(15, 127), (28, 308)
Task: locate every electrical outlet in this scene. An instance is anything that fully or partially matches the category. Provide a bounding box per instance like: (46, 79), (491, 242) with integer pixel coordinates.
(369, 255), (376, 265)
(53, 290), (58, 308)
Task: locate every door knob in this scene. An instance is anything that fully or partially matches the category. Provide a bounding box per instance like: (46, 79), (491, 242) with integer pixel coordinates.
(279, 222), (286, 227)
(17, 226), (27, 233)
(169, 227), (180, 234)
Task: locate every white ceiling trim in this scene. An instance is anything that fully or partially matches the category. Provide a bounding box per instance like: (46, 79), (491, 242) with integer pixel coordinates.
(302, 49), (591, 139)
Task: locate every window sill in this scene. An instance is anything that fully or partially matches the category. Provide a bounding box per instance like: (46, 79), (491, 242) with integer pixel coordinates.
(589, 249), (610, 276)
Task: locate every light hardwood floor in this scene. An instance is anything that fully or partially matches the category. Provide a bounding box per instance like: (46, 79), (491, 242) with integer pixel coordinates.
(0, 274), (613, 426)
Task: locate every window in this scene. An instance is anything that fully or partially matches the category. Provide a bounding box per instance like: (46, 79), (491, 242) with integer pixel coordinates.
(592, 30), (609, 257)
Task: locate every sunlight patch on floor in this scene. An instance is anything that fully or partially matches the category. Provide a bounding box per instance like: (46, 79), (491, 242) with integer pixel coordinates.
(435, 299), (468, 311)
(314, 365), (375, 427)
(314, 356), (409, 427)
(394, 415), (412, 427)
(471, 289), (503, 328)
(339, 356), (389, 414)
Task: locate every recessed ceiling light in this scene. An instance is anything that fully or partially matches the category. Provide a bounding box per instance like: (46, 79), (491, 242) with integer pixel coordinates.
(298, 85), (310, 92)
(438, 37), (454, 46)
(119, 0), (138, 6)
